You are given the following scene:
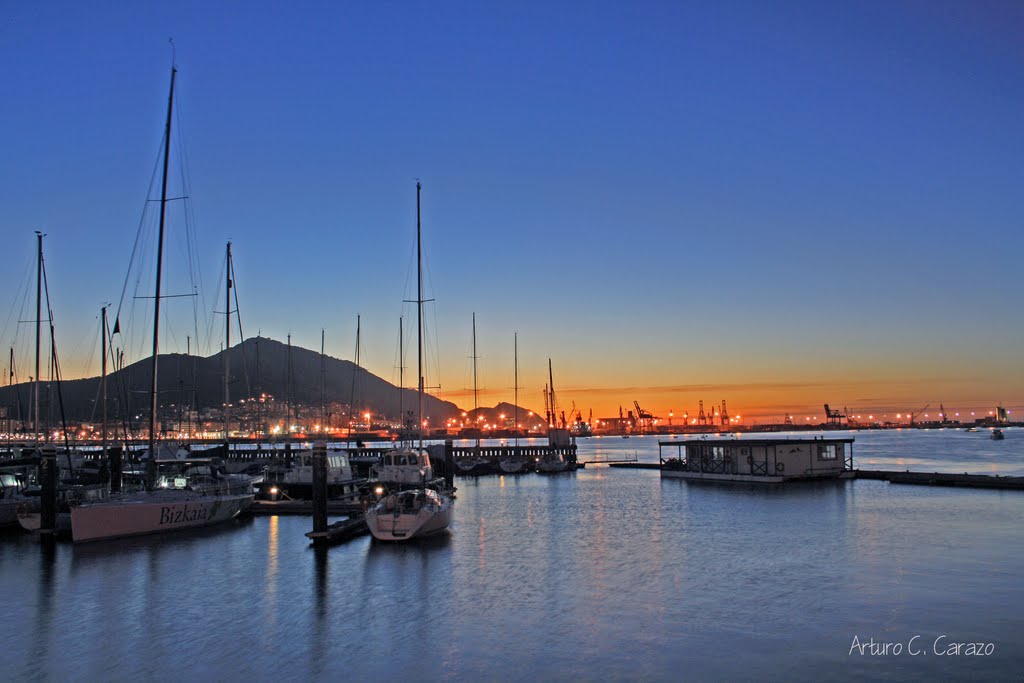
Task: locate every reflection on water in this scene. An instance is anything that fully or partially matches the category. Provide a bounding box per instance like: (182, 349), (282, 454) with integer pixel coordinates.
(2, 431), (1023, 680)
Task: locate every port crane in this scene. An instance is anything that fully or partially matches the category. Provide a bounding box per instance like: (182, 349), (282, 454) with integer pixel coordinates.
(824, 404), (845, 426)
(633, 401), (655, 433)
(908, 403), (930, 426)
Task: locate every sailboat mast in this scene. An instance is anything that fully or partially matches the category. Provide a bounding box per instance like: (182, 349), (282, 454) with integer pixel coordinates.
(320, 328), (325, 427)
(472, 312), (478, 447)
(398, 316), (403, 435)
(286, 333), (293, 440)
(34, 231), (42, 442)
(224, 241), (231, 447)
(348, 315), (361, 446)
(416, 181), (423, 450)
(255, 335), (262, 450)
(514, 332), (518, 448)
(101, 306), (108, 464)
(149, 65), (176, 468)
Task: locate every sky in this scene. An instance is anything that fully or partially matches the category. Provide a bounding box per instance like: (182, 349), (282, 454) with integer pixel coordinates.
(1, 1), (1022, 423)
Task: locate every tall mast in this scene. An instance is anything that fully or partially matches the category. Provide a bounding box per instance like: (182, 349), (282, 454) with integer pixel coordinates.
(416, 181), (423, 450)
(255, 335), (262, 450)
(148, 65), (176, 473)
(7, 347), (13, 450)
(348, 315), (361, 446)
(101, 306), (108, 465)
(34, 231), (42, 442)
(472, 312), (479, 447)
(514, 332), (519, 449)
(223, 241), (232, 447)
(320, 328), (326, 428)
(286, 333), (292, 441)
(398, 316), (403, 436)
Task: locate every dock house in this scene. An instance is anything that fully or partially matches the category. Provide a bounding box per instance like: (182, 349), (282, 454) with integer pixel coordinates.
(659, 437), (854, 483)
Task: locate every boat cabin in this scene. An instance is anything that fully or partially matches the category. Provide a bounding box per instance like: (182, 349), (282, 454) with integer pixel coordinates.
(659, 437), (854, 483)
(373, 448), (433, 486)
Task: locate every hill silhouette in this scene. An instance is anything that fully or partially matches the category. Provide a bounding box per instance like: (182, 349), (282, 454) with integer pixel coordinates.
(0, 336), (538, 428)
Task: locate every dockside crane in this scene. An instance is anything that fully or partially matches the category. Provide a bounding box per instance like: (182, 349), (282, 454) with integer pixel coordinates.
(824, 404), (846, 426)
(720, 400), (730, 425)
(633, 400), (655, 433)
(908, 403), (931, 427)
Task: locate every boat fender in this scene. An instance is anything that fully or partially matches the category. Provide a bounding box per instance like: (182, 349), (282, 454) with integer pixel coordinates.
(776, 462), (785, 474)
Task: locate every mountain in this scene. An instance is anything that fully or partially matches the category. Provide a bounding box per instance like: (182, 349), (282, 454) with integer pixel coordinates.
(466, 402), (547, 430)
(0, 336), (466, 425)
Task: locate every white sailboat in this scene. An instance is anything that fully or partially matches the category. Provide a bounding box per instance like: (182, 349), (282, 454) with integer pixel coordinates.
(365, 182), (453, 541)
(68, 65), (255, 543)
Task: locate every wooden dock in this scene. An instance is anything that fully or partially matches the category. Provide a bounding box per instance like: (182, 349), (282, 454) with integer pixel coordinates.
(855, 469), (1024, 490)
(306, 515), (369, 546)
(611, 461), (1024, 489)
(251, 499), (364, 516)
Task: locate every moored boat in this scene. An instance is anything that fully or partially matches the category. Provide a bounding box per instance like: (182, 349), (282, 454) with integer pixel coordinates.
(659, 437), (854, 483)
(69, 458), (253, 543)
(365, 182), (453, 542)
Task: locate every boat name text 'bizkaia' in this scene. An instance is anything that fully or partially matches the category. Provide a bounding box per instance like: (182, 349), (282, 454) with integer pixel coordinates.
(159, 505), (210, 525)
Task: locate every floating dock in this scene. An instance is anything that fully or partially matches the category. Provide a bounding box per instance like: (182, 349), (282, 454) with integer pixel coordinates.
(251, 499), (364, 516)
(610, 460), (1024, 491)
(306, 515), (369, 546)
(854, 469), (1024, 490)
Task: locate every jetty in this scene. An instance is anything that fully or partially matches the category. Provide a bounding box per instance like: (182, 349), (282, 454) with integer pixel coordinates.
(854, 469), (1024, 491)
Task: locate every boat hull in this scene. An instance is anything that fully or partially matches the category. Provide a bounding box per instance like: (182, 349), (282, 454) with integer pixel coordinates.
(70, 491), (253, 543)
(365, 495), (453, 541)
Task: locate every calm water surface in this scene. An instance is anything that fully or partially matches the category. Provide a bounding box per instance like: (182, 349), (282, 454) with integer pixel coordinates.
(4, 429), (1023, 681)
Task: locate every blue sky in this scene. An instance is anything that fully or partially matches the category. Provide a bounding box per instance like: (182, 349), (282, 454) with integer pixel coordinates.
(1, 1), (1021, 420)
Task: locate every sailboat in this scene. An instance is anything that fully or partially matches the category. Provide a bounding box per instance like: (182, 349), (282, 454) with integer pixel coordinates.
(68, 65), (255, 543)
(260, 329), (355, 499)
(365, 182), (454, 541)
(499, 332), (527, 474)
(536, 359), (572, 473)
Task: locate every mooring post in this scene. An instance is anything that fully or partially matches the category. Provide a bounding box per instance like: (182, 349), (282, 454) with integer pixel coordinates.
(110, 446), (122, 493)
(39, 443), (57, 540)
(444, 439), (454, 490)
(312, 441), (328, 535)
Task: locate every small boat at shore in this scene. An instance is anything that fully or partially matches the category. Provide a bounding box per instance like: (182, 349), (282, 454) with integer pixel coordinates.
(991, 429), (1005, 440)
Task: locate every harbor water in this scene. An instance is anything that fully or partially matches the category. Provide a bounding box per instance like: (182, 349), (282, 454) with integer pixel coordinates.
(3, 429), (1023, 680)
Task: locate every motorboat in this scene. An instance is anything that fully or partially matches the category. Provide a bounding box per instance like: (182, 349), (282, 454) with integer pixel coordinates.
(991, 429), (1005, 440)
(261, 447), (355, 499)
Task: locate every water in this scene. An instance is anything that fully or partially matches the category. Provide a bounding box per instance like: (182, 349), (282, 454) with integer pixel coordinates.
(4, 430), (1023, 680)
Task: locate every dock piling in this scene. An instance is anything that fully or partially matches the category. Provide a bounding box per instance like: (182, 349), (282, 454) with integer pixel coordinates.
(311, 441), (327, 535)
(39, 444), (56, 541)
(110, 446), (122, 493)
(444, 439), (454, 489)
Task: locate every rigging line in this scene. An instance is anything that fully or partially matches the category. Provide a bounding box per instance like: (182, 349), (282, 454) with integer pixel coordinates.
(40, 255), (71, 453)
(85, 306), (114, 426)
(205, 257), (227, 357)
(0, 249), (35, 347)
(113, 135), (165, 335)
(174, 97), (209, 358)
(230, 253), (252, 398)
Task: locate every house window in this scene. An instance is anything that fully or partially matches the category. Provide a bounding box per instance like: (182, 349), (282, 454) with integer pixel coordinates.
(817, 444), (837, 460)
